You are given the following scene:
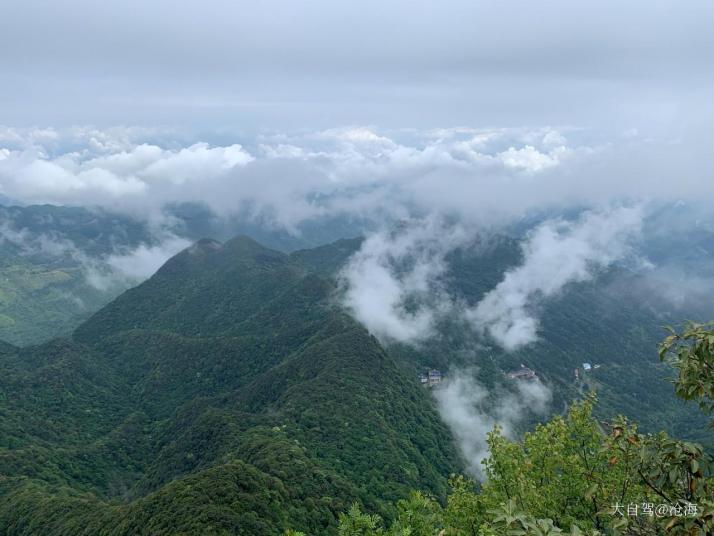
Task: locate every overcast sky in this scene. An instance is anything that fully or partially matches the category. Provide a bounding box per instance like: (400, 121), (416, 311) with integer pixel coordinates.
(2, 0), (713, 133)
(1, 1), (713, 229)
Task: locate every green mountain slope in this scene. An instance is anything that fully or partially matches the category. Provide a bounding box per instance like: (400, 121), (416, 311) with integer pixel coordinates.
(0, 236), (461, 535)
(1, 229), (710, 534)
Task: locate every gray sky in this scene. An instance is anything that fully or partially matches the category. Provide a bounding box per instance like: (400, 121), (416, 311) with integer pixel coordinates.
(2, 0), (713, 132)
(1, 1), (713, 232)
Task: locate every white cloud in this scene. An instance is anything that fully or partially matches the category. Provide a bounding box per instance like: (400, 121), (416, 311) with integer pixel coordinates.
(541, 129), (568, 148)
(466, 206), (643, 350)
(339, 218), (468, 343)
(434, 370), (551, 478)
(102, 236), (192, 280)
(340, 206), (647, 350)
(326, 127), (396, 146)
(82, 144), (165, 176)
(4, 157), (147, 201)
(0, 140), (253, 210)
(0, 218), (189, 291)
(497, 145), (566, 172)
(141, 143), (253, 185)
(0, 125), (711, 239)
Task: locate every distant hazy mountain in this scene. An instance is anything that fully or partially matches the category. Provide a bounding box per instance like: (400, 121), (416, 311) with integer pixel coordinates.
(0, 204), (155, 345)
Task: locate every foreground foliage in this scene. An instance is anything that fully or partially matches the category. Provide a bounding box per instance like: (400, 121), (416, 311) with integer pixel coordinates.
(334, 403), (713, 534)
(330, 323), (714, 535)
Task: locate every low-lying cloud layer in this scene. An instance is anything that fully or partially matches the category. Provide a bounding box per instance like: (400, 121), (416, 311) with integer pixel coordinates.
(1, 125), (712, 233)
(86, 236), (192, 290)
(340, 218), (468, 343)
(0, 219), (190, 291)
(467, 207), (643, 350)
(434, 371), (552, 478)
(340, 206), (645, 351)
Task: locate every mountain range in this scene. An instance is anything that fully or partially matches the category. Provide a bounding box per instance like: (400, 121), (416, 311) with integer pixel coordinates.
(0, 206), (712, 534)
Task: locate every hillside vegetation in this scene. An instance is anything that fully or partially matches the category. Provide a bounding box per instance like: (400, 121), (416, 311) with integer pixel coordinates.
(0, 233), (711, 534)
(0, 236), (460, 535)
(330, 323), (714, 535)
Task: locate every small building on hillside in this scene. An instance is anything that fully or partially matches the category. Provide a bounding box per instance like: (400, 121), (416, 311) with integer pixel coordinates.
(506, 365), (537, 381)
(419, 369), (443, 387)
(582, 362), (592, 372)
(427, 369), (442, 386)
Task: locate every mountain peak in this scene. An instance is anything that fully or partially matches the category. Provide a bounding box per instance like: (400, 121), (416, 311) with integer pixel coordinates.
(222, 234), (285, 259)
(190, 238), (223, 251)
(74, 234), (299, 343)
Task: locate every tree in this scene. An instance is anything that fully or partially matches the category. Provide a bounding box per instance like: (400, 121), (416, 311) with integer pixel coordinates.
(660, 321), (714, 418)
(333, 323), (714, 535)
(338, 503), (385, 536)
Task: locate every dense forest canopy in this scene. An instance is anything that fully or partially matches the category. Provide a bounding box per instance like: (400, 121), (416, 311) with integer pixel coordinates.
(0, 236), (460, 535)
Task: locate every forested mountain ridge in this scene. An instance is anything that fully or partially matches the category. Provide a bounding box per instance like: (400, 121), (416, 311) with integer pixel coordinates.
(0, 203), (365, 347)
(0, 235), (460, 535)
(0, 231), (710, 534)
